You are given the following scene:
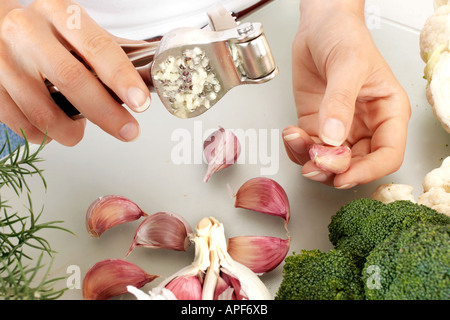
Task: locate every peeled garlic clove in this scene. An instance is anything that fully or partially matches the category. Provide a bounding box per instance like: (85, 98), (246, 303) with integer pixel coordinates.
(127, 212), (193, 255)
(203, 127), (241, 182)
(234, 177), (290, 225)
(82, 259), (157, 300)
(86, 195), (147, 238)
(227, 236), (290, 274)
(165, 275), (203, 300)
(309, 144), (352, 174)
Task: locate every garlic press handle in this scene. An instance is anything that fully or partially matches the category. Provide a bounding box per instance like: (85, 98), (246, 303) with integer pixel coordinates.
(206, 3), (278, 83)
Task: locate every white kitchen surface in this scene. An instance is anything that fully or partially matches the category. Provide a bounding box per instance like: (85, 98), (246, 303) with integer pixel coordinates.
(6, 0), (449, 299)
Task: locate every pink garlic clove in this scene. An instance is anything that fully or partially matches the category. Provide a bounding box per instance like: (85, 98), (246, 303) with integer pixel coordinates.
(203, 127), (241, 182)
(82, 259), (157, 300)
(127, 212), (193, 256)
(165, 275), (203, 300)
(86, 195), (147, 238)
(234, 177), (290, 225)
(227, 236), (291, 274)
(308, 144), (352, 174)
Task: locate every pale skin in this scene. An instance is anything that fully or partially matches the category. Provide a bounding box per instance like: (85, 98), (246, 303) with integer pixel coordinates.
(283, 0), (411, 189)
(0, 0), (151, 146)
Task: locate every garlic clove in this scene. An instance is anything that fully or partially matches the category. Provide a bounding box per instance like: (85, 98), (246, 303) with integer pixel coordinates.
(209, 217), (272, 300)
(86, 195), (147, 238)
(227, 236), (290, 274)
(127, 212), (193, 256)
(82, 259), (157, 300)
(308, 144), (352, 174)
(234, 177), (290, 225)
(165, 275), (203, 300)
(203, 127), (241, 182)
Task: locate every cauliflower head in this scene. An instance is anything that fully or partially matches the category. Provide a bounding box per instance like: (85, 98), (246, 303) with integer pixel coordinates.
(418, 156), (450, 215)
(372, 157), (450, 216)
(420, 4), (450, 133)
(371, 184), (416, 204)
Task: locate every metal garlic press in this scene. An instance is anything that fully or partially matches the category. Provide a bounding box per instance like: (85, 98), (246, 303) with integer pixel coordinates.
(47, 4), (278, 119)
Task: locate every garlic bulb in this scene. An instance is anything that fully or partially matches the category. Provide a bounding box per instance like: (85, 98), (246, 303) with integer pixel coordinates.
(85, 195), (147, 238)
(128, 217), (272, 300)
(203, 127), (241, 183)
(309, 144), (352, 174)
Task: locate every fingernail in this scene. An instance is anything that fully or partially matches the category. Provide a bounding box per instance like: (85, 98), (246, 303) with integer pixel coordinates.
(119, 122), (140, 141)
(303, 171), (328, 182)
(322, 118), (345, 146)
(283, 133), (301, 141)
(128, 87), (150, 112)
(336, 183), (357, 190)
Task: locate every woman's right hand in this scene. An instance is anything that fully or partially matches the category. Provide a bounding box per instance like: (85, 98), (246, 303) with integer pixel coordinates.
(0, 0), (151, 146)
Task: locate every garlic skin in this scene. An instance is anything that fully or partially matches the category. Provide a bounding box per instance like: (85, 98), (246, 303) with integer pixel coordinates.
(234, 177), (290, 226)
(227, 236), (291, 274)
(308, 144), (352, 174)
(203, 127), (241, 183)
(82, 259), (157, 300)
(127, 286), (177, 300)
(86, 195), (147, 238)
(127, 212), (193, 256)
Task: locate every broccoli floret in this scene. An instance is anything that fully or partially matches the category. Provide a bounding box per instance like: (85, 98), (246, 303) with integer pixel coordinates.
(276, 198), (449, 300)
(329, 199), (450, 265)
(275, 249), (364, 300)
(362, 223), (450, 300)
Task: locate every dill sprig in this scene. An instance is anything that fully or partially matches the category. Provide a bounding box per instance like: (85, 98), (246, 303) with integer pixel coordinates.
(0, 129), (46, 195)
(0, 130), (72, 300)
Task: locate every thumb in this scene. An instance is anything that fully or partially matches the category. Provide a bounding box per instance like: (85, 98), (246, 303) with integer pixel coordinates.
(319, 59), (366, 146)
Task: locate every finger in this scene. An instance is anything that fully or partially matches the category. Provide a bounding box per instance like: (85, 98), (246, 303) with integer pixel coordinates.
(319, 51), (368, 147)
(1, 70), (87, 146)
(3, 12), (141, 143)
(302, 160), (335, 186)
(0, 86), (52, 145)
(334, 106), (409, 188)
(40, 44), (140, 141)
(334, 146), (401, 189)
(282, 125), (316, 166)
(297, 112), (320, 138)
(31, 0), (151, 113)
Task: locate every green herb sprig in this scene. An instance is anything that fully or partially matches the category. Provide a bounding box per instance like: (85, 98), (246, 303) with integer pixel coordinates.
(0, 130), (72, 300)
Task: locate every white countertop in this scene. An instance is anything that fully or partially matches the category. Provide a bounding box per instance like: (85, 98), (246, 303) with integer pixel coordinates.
(10, 0), (449, 299)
